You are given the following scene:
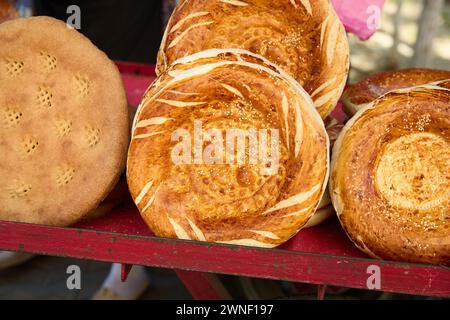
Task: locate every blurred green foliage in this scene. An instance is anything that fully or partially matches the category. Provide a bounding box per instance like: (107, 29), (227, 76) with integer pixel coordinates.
(444, 8), (450, 28)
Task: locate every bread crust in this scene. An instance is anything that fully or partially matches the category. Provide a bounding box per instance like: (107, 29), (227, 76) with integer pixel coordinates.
(0, 17), (129, 226)
(342, 68), (450, 116)
(157, 0), (349, 119)
(128, 49), (329, 247)
(331, 84), (450, 265)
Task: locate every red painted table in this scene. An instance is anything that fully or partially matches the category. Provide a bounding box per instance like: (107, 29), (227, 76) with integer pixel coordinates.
(0, 62), (449, 299)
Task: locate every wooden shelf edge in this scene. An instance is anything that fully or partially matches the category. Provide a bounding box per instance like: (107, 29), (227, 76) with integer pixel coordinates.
(0, 220), (449, 298)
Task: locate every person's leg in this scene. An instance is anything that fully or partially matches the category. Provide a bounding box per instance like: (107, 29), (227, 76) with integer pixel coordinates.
(92, 263), (150, 300)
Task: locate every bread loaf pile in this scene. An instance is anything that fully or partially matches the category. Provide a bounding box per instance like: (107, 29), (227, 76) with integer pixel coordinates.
(128, 0), (349, 247)
(128, 49), (330, 247)
(158, 0), (349, 119)
(130, 1), (449, 265)
(2, 4), (445, 267)
(334, 70), (450, 265)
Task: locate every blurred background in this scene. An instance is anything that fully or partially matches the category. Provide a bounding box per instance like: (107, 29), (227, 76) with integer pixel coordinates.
(349, 0), (450, 81)
(0, 0), (448, 300)
(2, 0), (449, 76)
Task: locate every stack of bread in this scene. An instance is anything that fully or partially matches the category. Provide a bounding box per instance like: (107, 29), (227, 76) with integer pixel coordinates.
(128, 0), (350, 247)
(334, 69), (450, 265)
(1, 3), (447, 267)
(129, 0), (449, 266)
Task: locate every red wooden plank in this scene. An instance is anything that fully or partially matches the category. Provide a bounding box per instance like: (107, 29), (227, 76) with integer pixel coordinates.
(317, 285), (327, 300)
(76, 205), (151, 236)
(121, 263), (133, 282)
(0, 220), (448, 297)
(114, 61), (156, 107)
(175, 270), (231, 300)
(121, 74), (154, 106)
(115, 61), (156, 77)
(330, 102), (348, 123)
(76, 206), (366, 258)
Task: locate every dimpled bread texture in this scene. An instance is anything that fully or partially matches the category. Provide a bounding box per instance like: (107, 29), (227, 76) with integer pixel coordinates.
(342, 68), (450, 116)
(331, 84), (450, 265)
(127, 49), (329, 248)
(0, 17), (129, 226)
(157, 0), (349, 119)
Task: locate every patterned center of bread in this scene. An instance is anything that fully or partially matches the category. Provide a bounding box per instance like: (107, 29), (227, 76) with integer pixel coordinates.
(163, 97), (289, 222)
(158, 0), (349, 118)
(128, 58), (328, 247)
(0, 17), (128, 226)
(332, 87), (450, 264)
(375, 132), (449, 211)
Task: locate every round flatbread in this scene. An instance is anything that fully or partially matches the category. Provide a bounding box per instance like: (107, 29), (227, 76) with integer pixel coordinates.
(128, 49), (329, 247)
(0, 17), (129, 226)
(331, 84), (450, 265)
(157, 0), (349, 119)
(342, 68), (450, 116)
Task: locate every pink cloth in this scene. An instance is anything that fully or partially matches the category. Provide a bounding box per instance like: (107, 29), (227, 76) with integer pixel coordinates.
(332, 0), (385, 40)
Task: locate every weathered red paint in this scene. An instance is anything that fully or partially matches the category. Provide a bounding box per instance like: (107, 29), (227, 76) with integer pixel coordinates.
(115, 61), (156, 77)
(317, 285), (328, 300)
(121, 263), (133, 282)
(175, 270), (230, 300)
(115, 61), (156, 107)
(0, 207), (449, 297)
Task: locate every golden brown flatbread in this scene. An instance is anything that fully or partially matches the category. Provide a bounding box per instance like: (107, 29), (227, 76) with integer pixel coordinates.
(342, 68), (450, 116)
(331, 84), (450, 265)
(0, 17), (129, 226)
(128, 49), (329, 247)
(157, 0), (349, 119)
